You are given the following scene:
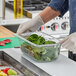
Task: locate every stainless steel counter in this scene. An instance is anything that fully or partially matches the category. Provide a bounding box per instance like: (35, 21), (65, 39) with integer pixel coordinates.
(1, 48), (76, 76)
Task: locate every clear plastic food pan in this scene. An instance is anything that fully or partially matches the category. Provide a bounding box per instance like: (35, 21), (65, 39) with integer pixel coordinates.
(14, 32), (61, 62)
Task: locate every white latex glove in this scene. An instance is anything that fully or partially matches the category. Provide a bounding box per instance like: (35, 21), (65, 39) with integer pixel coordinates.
(60, 32), (76, 54)
(17, 15), (44, 34)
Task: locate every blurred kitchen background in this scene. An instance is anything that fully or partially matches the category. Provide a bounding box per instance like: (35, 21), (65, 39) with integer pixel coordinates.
(3, 0), (50, 32)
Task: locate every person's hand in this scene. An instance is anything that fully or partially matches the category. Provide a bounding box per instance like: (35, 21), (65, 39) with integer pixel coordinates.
(60, 32), (76, 54)
(17, 15), (44, 34)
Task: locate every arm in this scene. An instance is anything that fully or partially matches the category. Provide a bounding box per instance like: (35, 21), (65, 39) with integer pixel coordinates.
(39, 0), (69, 23)
(39, 6), (60, 23)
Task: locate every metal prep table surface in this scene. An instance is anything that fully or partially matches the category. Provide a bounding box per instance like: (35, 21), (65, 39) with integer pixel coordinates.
(0, 48), (76, 76)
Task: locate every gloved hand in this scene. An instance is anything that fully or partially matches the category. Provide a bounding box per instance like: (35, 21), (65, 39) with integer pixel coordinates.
(17, 15), (44, 34)
(60, 32), (76, 54)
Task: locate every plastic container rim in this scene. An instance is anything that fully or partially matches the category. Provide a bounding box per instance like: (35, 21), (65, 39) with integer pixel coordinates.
(14, 33), (60, 48)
